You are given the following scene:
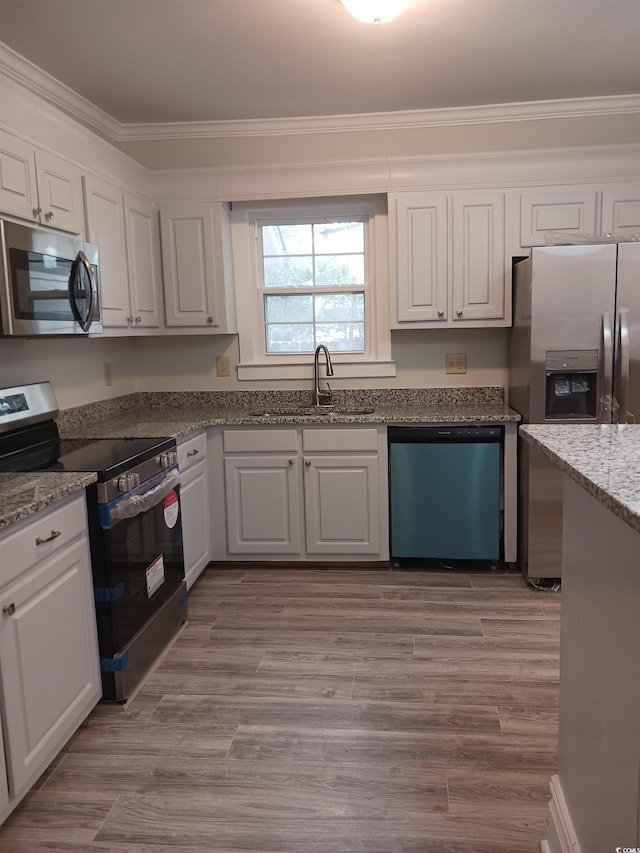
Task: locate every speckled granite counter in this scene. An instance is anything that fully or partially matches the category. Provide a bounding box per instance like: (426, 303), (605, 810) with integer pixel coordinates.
(0, 472), (97, 530)
(56, 387), (520, 441)
(1, 388), (519, 530)
(520, 423), (640, 533)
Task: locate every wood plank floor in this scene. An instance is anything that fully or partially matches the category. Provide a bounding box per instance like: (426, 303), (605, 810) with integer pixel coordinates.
(0, 566), (560, 852)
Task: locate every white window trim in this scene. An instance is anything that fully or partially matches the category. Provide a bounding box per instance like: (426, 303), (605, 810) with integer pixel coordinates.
(230, 195), (395, 381)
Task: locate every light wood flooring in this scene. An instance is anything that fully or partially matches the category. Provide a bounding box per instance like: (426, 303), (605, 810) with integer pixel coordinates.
(0, 566), (561, 852)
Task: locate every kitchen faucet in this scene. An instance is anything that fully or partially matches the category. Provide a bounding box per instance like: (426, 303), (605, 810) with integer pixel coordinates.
(312, 344), (334, 407)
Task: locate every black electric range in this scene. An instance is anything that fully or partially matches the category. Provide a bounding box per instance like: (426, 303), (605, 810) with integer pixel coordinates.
(0, 381), (187, 702)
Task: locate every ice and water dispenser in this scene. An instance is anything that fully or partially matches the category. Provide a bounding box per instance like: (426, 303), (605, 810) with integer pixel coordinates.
(545, 350), (598, 419)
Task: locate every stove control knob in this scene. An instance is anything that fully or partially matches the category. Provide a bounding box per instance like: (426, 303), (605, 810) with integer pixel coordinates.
(117, 473), (140, 492)
(158, 451), (177, 469)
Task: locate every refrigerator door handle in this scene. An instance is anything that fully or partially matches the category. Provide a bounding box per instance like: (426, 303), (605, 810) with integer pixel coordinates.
(618, 309), (631, 422)
(601, 312), (614, 423)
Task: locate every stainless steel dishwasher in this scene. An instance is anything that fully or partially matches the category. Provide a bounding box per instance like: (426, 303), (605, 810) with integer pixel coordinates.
(388, 425), (503, 567)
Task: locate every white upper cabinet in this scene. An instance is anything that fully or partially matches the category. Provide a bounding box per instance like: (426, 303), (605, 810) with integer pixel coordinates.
(123, 194), (163, 329)
(390, 190), (508, 328)
(84, 174), (162, 333)
(0, 130), (84, 235)
(159, 203), (237, 333)
(601, 188), (640, 237)
(519, 189), (598, 247)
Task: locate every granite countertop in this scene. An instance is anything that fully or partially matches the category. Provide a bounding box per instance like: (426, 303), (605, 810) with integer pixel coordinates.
(0, 471), (97, 530)
(56, 388), (520, 441)
(1, 388), (519, 529)
(57, 402), (520, 440)
(520, 424), (640, 534)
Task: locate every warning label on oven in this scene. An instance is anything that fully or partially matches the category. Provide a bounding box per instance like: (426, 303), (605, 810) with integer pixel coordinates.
(163, 490), (179, 529)
(146, 554), (165, 598)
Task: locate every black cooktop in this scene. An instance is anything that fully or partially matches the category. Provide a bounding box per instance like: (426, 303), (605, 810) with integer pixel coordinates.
(0, 418), (174, 479)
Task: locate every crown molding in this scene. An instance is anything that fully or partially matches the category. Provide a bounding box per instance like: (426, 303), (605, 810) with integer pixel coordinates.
(1, 40), (639, 145)
(120, 95), (640, 141)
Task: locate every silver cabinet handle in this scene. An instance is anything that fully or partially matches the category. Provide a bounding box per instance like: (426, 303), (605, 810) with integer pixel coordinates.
(32, 206), (42, 218)
(288, 458), (295, 465)
(3, 603), (16, 616)
(456, 309), (463, 317)
(135, 315), (142, 323)
(127, 315), (134, 323)
(305, 460), (311, 466)
(206, 316), (213, 324)
(35, 529), (61, 545)
(44, 211), (54, 221)
(187, 449), (200, 457)
(437, 310), (444, 318)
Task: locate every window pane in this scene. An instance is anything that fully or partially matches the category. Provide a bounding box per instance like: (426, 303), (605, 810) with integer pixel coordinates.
(262, 224), (312, 255)
(315, 292), (364, 322)
(315, 254), (364, 286)
(266, 324), (314, 353)
(313, 222), (364, 254)
(316, 323), (365, 352)
(263, 256), (313, 288)
(265, 294), (313, 322)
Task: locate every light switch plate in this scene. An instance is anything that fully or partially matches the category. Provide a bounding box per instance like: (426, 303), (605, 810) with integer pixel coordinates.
(445, 353), (467, 374)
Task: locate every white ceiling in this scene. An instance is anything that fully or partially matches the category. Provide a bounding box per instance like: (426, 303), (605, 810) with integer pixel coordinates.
(0, 0), (639, 128)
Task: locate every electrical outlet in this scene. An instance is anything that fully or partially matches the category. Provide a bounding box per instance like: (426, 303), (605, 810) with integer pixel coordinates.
(103, 362), (112, 386)
(445, 353), (467, 375)
(216, 356), (231, 378)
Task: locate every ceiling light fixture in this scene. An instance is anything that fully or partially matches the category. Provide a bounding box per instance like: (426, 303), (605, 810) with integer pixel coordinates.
(340, 0), (408, 25)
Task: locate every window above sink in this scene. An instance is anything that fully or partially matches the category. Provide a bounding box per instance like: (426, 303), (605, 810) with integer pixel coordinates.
(231, 195), (396, 381)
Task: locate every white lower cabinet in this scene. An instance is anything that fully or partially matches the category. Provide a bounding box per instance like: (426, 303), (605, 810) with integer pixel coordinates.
(178, 432), (211, 589)
(0, 493), (101, 825)
(210, 426), (388, 561)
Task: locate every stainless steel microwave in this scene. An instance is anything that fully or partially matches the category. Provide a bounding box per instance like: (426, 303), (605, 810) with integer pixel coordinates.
(0, 219), (102, 336)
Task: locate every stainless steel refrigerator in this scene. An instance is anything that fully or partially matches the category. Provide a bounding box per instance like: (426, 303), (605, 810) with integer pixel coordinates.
(508, 242), (640, 582)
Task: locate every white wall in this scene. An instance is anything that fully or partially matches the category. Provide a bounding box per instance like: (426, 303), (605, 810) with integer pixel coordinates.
(0, 337), (138, 409)
(0, 328), (508, 404)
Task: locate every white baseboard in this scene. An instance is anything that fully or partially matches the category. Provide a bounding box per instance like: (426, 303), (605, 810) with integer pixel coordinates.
(543, 775), (583, 853)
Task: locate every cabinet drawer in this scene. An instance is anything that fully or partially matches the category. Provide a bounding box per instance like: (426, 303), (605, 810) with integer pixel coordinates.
(302, 428), (379, 452)
(223, 429), (298, 453)
(0, 494), (87, 589)
(178, 431), (206, 473)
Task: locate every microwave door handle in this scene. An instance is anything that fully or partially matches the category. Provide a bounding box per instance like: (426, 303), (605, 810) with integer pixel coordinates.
(69, 251), (95, 332)
(600, 312), (614, 423)
(618, 309), (631, 421)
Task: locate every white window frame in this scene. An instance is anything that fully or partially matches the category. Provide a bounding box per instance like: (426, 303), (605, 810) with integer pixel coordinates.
(231, 195), (395, 381)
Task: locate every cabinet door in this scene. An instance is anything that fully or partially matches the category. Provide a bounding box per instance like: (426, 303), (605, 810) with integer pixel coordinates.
(392, 193), (448, 324)
(84, 174), (131, 328)
(601, 188), (640, 237)
(160, 204), (219, 328)
(0, 131), (39, 223)
(0, 722), (8, 818)
(34, 149), (84, 235)
(181, 461), (210, 590)
(0, 539), (101, 799)
(224, 456), (302, 554)
(519, 189), (598, 247)
(452, 192), (506, 322)
(124, 195), (163, 329)
(304, 455), (381, 555)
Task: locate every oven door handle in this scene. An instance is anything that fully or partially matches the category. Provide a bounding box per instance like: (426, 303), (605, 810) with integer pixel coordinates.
(104, 469), (180, 527)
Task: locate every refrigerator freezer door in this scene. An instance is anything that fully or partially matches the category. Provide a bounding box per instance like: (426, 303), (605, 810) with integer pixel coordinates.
(615, 242), (640, 423)
(528, 245), (618, 423)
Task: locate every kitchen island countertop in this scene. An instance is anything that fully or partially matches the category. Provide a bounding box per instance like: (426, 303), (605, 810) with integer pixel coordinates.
(520, 423), (640, 534)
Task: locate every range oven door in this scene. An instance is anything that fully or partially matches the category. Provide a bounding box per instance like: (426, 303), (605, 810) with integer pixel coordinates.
(88, 468), (186, 663)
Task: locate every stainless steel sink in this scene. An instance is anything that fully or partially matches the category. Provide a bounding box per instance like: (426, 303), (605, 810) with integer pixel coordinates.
(248, 406), (375, 417)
